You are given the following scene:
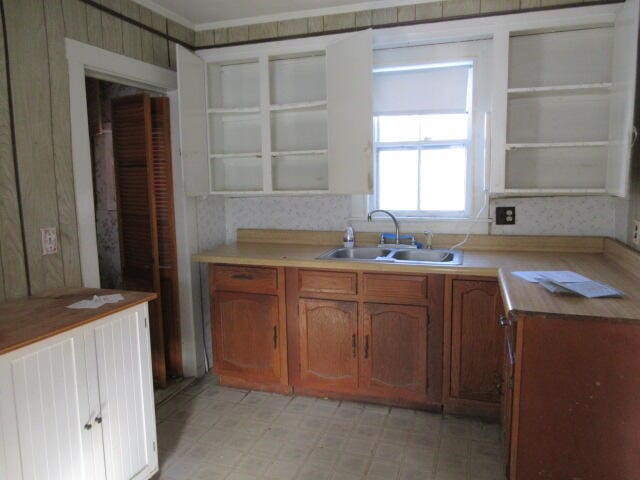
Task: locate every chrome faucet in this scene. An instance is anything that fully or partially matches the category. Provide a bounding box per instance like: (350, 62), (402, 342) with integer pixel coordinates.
(367, 209), (401, 246)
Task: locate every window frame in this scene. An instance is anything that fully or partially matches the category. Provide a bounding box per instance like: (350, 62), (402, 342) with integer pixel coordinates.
(373, 106), (474, 217)
(372, 60), (475, 217)
(358, 39), (492, 230)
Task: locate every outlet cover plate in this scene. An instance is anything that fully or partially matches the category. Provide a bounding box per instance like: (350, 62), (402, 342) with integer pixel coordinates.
(496, 206), (516, 225)
(41, 227), (58, 255)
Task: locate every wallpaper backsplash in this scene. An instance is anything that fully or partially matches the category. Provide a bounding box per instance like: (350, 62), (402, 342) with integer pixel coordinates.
(196, 194), (618, 250)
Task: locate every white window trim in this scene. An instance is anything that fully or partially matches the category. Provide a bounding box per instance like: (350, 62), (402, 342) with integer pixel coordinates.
(351, 38), (493, 234)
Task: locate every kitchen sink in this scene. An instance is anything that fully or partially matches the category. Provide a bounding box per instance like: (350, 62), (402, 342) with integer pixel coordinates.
(317, 247), (463, 265)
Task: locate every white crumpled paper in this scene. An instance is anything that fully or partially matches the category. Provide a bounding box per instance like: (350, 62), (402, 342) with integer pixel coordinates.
(67, 294), (125, 309)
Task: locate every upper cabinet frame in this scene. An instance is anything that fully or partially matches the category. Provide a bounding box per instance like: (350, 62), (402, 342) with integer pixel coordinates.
(178, 31), (373, 196)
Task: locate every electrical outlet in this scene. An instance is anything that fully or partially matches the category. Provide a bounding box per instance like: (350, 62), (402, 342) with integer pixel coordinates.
(41, 227), (58, 255)
(496, 206), (516, 225)
(633, 220), (640, 246)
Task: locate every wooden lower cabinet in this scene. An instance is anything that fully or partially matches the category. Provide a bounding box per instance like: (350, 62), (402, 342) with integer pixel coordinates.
(444, 276), (505, 419)
(286, 268), (443, 408)
(360, 303), (429, 403)
(298, 298), (358, 392)
(507, 315), (640, 479)
(213, 291), (282, 384)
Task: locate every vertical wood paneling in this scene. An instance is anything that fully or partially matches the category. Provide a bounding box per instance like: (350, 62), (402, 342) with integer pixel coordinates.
(44, 0), (82, 288)
(0, 2), (28, 301)
(61, 0), (88, 43)
(151, 12), (169, 69)
(86, 3), (103, 48)
(101, 0), (124, 54)
(139, 5), (155, 64)
(121, 0), (142, 61)
(4, 0), (64, 295)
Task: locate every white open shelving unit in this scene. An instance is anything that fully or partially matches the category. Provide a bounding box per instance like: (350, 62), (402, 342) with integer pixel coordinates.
(504, 26), (614, 195)
(176, 30), (374, 196)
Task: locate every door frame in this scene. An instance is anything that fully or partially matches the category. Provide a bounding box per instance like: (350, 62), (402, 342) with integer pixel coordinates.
(65, 39), (205, 377)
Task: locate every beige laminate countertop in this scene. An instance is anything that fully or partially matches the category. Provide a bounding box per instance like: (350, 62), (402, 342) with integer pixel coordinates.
(194, 241), (640, 323)
(0, 288), (157, 355)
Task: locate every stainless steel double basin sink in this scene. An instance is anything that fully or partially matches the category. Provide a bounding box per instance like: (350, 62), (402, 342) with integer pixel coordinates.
(317, 247), (463, 266)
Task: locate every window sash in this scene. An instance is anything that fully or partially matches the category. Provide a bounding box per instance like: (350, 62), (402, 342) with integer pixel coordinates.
(374, 144), (470, 216)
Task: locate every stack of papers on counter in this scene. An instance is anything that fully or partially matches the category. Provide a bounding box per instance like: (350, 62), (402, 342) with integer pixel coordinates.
(512, 270), (623, 298)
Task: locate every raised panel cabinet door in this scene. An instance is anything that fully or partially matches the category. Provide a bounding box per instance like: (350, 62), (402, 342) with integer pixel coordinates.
(298, 298), (358, 392)
(450, 280), (505, 404)
(0, 329), (96, 480)
(213, 292), (281, 383)
(90, 304), (158, 480)
(360, 303), (428, 402)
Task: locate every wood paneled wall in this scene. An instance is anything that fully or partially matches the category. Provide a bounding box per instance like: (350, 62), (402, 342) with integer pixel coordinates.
(0, 0), (194, 301)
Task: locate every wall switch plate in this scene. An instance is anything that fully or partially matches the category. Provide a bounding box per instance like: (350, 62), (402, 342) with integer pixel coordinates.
(41, 227), (58, 255)
(496, 206), (516, 225)
(633, 220), (640, 246)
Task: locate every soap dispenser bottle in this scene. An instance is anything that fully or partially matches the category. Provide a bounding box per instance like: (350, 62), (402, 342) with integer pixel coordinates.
(343, 226), (355, 248)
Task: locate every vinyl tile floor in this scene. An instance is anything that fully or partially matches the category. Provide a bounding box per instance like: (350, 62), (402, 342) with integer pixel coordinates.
(154, 377), (505, 480)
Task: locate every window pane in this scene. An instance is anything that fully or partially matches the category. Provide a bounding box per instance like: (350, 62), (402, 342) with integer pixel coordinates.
(420, 114), (468, 141)
(419, 147), (466, 211)
(378, 150), (419, 211)
(377, 116), (421, 142)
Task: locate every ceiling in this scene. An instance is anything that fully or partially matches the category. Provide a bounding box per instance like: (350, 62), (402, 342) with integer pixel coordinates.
(136, 0), (418, 29)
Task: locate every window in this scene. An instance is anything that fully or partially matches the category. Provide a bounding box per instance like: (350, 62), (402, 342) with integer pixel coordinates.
(373, 62), (473, 216)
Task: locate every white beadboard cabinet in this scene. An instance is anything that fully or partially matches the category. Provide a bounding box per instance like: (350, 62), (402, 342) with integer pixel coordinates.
(0, 303), (158, 480)
(177, 30), (373, 196)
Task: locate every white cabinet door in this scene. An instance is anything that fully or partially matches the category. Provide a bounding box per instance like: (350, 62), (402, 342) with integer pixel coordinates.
(327, 29), (374, 194)
(177, 45), (209, 196)
(607, 0), (639, 197)
(90, 304), (158, 480)
(0, 329), (95, 480)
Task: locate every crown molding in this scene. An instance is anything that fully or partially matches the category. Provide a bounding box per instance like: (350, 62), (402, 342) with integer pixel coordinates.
(136, 0), (436, 32)
(131, 0), (195, 30)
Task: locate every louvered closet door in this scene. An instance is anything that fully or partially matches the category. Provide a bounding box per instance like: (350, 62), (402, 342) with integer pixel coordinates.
(112, 94), (166, 387)
(150, 97), (182, 378)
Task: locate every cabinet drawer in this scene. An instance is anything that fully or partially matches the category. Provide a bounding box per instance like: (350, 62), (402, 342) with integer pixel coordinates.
(363, 273), (428, 303)
(212, 265), (278, 294)
(298, 270), (358, 296)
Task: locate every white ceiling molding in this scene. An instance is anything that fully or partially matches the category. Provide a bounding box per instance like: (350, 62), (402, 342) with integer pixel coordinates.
(134, 0), (440, 32)
(132, 0), (196, 29)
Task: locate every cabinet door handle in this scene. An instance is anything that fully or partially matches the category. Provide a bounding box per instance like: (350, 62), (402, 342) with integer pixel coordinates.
(95, 416), (102, 425)
(352, 334), (356, 357)
(506, 335), (515, 366)
(84, 422), (92, 431)
(231, 274), (254, 280)
(364, 335), (369, 359)
(499, 314), (511, 327)
(273, 326), (278, 349)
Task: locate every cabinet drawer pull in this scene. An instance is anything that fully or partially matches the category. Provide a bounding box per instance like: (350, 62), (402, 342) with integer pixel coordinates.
(273, 326), (278, 349)
(364, 335), (369, 359)
(352, 334), (356, 357)
(231, 274), (254, 280)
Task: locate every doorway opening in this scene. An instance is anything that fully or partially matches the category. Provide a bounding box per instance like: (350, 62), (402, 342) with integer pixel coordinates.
(85, 77), (182, 390)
